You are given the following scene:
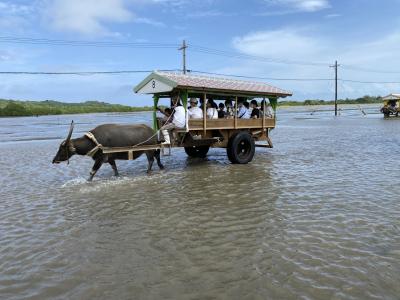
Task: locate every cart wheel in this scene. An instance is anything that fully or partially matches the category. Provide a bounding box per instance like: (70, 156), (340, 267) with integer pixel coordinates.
(184, 146), (210, 158)
(227, 131), (255, 164)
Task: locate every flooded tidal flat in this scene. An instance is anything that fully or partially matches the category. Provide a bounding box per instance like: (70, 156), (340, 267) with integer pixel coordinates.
(1, 105), (400, 300)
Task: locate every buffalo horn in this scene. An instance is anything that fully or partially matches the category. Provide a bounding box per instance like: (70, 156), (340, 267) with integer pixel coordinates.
(66, 120), (74, 141)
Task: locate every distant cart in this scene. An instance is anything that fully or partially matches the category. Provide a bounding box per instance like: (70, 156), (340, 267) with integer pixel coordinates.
(129, 71), (292, 164)
(381, 94), (400, 118)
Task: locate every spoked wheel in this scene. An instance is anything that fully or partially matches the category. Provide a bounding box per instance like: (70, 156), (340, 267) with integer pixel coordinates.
(227, 131), (255, 164)
(184, 145), (210, 158)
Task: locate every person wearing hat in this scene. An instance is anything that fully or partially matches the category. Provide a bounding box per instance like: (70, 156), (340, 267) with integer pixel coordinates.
(188, 98), (203, 119)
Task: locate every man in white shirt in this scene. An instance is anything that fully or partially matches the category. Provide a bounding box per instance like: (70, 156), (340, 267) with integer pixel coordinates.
(188, 98), (203, 119)
(160, 94), (186, 145)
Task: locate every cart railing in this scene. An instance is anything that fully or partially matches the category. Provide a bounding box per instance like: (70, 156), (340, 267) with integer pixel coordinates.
(187, 118), (275, 131)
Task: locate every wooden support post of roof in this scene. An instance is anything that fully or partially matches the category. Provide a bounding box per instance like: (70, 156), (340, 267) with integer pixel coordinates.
(234, 96), (238, 129)
(153, 95), (159, 131)
(203, 92), (207, 137)
(181, 89), (188, 131)
(262, 97), (265, 130)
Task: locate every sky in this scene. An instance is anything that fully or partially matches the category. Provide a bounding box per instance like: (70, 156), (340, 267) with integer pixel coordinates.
(0, 0), (400, 105)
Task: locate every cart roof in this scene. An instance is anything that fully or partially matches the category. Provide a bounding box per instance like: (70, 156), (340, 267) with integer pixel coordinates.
(134, 71), (292, 98)
(382, 94), (400, 101)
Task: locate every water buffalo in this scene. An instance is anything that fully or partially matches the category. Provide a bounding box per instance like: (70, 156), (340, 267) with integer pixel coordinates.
(52, 121), (164, 181)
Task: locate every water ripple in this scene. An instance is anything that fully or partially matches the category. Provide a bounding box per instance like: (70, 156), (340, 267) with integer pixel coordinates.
(1, 111), (400, 299)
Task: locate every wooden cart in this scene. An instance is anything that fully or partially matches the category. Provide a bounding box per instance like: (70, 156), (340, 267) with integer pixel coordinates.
(381, 94), (400, 118)
(133, 71), (292, 164)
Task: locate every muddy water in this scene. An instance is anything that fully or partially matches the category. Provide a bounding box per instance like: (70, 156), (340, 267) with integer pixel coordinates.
(0, 106), (399, 299)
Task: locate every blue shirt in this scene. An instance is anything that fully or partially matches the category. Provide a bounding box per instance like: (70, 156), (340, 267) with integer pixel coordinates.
(238, 106), (250, 119)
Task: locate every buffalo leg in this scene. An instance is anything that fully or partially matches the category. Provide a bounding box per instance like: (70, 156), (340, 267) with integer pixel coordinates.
(109, 160), (119, 177)
(145, 151), (154, 174)
(88, 159), (103, 181)
(155, 149), (164, 170)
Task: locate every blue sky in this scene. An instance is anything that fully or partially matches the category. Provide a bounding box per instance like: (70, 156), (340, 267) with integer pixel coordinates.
(0, 0), (400, 105)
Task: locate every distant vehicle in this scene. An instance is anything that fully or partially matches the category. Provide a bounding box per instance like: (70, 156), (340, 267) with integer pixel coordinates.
(381, 94), (400, 118)
(134, 71), (292, 163)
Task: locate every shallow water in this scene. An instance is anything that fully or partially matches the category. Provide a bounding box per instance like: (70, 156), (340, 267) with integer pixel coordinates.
(1, 105), (400, 300)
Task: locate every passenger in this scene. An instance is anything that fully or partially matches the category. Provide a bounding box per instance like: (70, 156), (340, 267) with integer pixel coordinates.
(206, 99), (219, 119)
(218, 103), (226, 118)
(156, 106), (172, 124)
(188, 98), (203, 119)
(164, 107), (172, 116)
(225, 99), (234, 118)
(250, 100), (260, 119)
(389, 100), (397, 113)
(260, 100), (273, 118)
(162, 107), (172, 123)
(159, 94), (186, 145)
(238, 99), (250, 119)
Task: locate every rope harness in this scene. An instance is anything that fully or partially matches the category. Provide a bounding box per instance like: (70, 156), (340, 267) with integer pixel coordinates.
(85, 132), (103, 157)
(83, 106), (180, 158)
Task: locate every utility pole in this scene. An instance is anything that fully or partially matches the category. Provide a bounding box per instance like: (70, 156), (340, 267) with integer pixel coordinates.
(178, 40), (188, 74)
(330, 60), (340, 116)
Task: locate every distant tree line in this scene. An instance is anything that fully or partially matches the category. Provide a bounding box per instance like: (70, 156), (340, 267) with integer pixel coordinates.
(0, 95), (383, 117)
(0, 99), (152, 117)
(279, 95), (382, 106)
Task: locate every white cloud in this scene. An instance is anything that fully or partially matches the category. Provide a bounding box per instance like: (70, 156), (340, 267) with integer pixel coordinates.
(135, 17), (165, 27)
(40, 0), (175, 35)
(0, 1), (33, 14)
(265, 0), (330, 12)
(148, 0), (187, 5)
(228, 28), (400, 100)
(186, 10), (236, 18)
(0, 1), (34, 31)
(0, 51), (12, 61)
(325, 13), (341, 18)
(232, 28), (328, 61)
(43, 0), (133, 35)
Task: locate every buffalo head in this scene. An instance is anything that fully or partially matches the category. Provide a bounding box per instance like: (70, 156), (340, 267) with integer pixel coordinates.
(52, 121), (76, 164)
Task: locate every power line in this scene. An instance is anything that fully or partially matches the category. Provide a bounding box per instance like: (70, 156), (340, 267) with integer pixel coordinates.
(1, 68), (399, 84)
(0, 69), (180, 75)
(2, 36), (399, 75)
(188, 44), (330, 67)
(0, 36), (180, 49)
(340, 79), (400, 84)
(341, 64), (400, 74)
(189, 70), (333, 81)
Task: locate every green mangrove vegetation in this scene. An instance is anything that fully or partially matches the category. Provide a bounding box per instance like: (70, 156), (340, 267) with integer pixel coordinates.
(0, 99), (152, 117)
(0, 95), (382, 117)
(278, 95), (382, 106)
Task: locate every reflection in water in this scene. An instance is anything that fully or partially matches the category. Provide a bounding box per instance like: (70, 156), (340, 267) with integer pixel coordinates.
(1, 107), (400, 299)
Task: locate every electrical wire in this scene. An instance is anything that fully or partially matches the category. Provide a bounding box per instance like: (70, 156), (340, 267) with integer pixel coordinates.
(189, 70), (333, 81)
(0, 36), (180, 49)
(341, 64), (400, 74)
(0, 35), (399, 83)
(3, 36), (399, 76)
(340, 79), (400, 84)
(1, 68), (399, 84)
(0, 69), (180, 75)
(188, 44), (330, 67)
